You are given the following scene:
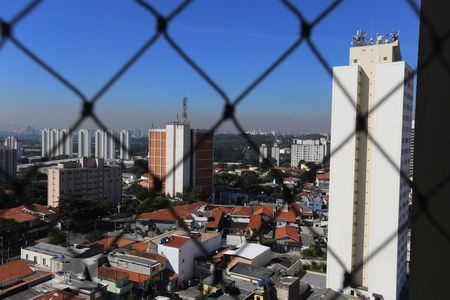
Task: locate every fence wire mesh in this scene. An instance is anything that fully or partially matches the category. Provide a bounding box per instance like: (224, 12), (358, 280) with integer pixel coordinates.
(1, 0), (449, 299)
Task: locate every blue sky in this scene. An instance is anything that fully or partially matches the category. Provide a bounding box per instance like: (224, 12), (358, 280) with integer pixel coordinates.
(0, 0), (420, 133)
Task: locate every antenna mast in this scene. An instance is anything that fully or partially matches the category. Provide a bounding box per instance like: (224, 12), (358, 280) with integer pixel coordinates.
(181, 96), (189, 125)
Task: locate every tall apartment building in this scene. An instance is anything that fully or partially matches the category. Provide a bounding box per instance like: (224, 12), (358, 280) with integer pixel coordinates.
(149, 124), (213, 197)
(327, 32), (412, 299)
(41, 129), (73, 157)
(47, 157), (121, 207)
(271, 143), (280, 166)
(119, 130), (130, 160)
(3, 136), (22, 160)
(95, 129), (115, 159)
(259, 144), (268, 163)
(290, 137), (329, 166)
(78, 129), (91, 158)
(0, 145), (17, 181)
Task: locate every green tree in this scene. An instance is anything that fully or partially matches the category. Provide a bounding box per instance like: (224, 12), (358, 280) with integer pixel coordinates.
(86, 231), (106, 243)
(48, 228), (67, 246)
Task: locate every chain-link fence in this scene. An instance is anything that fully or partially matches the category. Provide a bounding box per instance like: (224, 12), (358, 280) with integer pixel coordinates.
(1, 0), (450, 299)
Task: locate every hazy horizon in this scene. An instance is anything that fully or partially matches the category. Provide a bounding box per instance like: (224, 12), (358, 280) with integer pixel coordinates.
(0, 0), (420, 133)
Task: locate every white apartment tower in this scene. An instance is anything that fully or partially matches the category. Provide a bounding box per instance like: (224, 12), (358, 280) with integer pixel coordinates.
(78, 129), (91, 158)
(327, 31), (412, 299)
(41, 129), (72, 157)
(290, 137), (329, 166)
(271, 143), (280, 166)
(119, 130), (130, 160)
(95, 129), (115, 159)
(165, 123), (191, 197)
(3, 136), (22, 160)
(259, 144), (268, 163)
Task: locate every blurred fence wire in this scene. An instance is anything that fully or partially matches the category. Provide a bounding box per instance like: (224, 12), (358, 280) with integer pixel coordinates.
(1, 0), (450, 299)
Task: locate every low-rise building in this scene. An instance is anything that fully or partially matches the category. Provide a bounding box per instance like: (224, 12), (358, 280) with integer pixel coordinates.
(157, 232), (221, 288)
(274, 226), (301, 252)
(47, 157), (121, 207)
(0, 260), (52, 298)
(95, 266), (133, 297)
(21, 242), (102, 272)
(224, 243), (272, 270)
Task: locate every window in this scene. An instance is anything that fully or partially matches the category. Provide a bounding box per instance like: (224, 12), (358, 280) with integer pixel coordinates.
(353, 59), (357, 63)
(43, 258), (46, 265)
(26, 254), (29, 260)
(34, 256), (37, 263)
(383, 56), (387, 61)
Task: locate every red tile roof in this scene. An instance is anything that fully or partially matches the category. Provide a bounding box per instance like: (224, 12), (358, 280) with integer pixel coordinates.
(275, 226), (300, 241)
(205, 208), (223, 228)
(98, 266), (128, 281)
(0, 205), (39, 223)
(275, 211), (297, 223)
(161, 235), (190, 249)
(230, 206), (251, 216)
(0, 204), (57, 224)
(316, 172), (330, 181)
(111, 267), (151, 283)
(137, 202), (206, 221)
(0, 260), (34, 285)
(248, 215), (262, 229)
(90, 237), (135, 252)
(34, 290), (83, 300)
(130, 250), (168, 264)
(253, 205), (273, 218)
(132, 241), (149, 252)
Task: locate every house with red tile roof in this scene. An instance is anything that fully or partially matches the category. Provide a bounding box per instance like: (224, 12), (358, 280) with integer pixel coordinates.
(137, 201), (206, 232)
(205, 208), (224, 232)
(0, 204), (57, 237)
(248, 215), (262, 230)
(95, 266), (133, 297)
(0, 260), (52, 298)
(157, 233), (221, 289)
(274, 226), (301, 252)
(275, 211), (298, 227)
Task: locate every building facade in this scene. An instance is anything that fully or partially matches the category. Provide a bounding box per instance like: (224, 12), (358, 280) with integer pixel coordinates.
(326, 33), (411, 299)
(95, 129), (115, 159)
(78, 129), (91, 158)
(0, 145), (17, 181)
(119, 130), (130, 160)
(259, 144), (268, 163)
(271, 143), (280, 166)
(149, 123), (213, 197)
(290, 137), (328, 166)
(41, 128), (73, 158)
(3, 136), (22, 160)
(47, 157), (121, 207)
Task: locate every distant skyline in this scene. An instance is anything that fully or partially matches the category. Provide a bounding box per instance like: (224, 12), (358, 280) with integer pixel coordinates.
(0, 0), (420, 133)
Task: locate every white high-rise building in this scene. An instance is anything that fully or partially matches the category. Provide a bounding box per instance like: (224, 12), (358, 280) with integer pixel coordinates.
(119, 130), (130, 160)
(41, 129), (72, 157)
(164, 123), (191, 197)
(290, 137), (329, 166)
(259, 144), (268, 163)
(3, 136), (22, 160)
(271, 143), (280, 166)
(78, 129), (91, 158)
(94, 129), (115, 159)
(327, 32), (412, 299)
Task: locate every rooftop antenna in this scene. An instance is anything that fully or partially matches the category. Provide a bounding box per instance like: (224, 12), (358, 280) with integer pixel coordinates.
(181, 96), (189, 125)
